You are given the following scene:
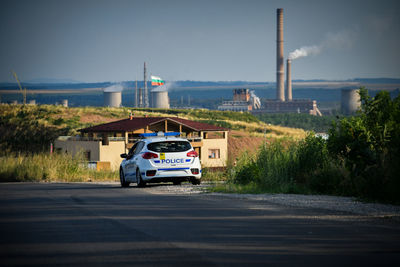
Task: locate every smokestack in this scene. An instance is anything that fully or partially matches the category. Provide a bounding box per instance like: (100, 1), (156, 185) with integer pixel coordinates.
(276, 8), (285, 101)
(286, 59), (292, 101)
(135, 80), (138, 107)
(144, 62), (148, 107)
(139, 87), (143, 107)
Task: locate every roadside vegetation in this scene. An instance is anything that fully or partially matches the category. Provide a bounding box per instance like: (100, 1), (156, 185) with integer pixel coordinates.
(214, 88), (400, 204)
(0, 153), (118, 183)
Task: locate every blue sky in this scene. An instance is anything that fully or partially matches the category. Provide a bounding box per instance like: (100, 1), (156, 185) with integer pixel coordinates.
(1, 0), (399, 83)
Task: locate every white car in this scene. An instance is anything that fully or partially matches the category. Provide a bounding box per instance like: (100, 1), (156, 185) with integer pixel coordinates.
(119, 132), (202, 187)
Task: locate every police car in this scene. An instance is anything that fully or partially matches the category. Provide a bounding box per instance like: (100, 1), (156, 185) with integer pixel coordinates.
(119, 132), (202, 187)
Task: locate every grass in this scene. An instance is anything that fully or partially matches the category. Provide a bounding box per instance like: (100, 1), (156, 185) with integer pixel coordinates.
(0, 153), (118, 183)
(201, 168), (228, 182)
(209, 135), (343, 196)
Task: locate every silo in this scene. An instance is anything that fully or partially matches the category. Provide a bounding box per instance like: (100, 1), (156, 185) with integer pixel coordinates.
(104, 91), (122, 107)
(341, 89), (361, 115)
(151, 91), (169, 109)
(61, 99), (68, 107)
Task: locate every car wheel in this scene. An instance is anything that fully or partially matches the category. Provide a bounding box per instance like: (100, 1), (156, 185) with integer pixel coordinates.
(120, 168), (130, 188)
(136, 169), (146, 188)
(192, 179), (201, 185)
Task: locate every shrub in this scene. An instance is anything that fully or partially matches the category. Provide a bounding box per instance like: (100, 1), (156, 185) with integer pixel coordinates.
(327, 88), (400, 202)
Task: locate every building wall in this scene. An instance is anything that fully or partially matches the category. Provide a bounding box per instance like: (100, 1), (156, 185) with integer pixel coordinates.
(200, 131), (228, 167)
(54, 139), (125, 171)
(54, 140), (100, 161)
(99, 141), (125, 170)
(256, 99), (314, 113)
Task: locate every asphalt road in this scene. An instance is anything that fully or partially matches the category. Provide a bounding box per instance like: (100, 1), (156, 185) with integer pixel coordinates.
(1, 183), (399, 266)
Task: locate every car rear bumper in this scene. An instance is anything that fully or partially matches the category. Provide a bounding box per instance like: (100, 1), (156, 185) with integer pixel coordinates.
(142, 167), (201, 181)
(144, 176), (201, 184)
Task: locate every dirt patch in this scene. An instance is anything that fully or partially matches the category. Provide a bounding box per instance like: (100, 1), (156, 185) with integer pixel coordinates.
(79, 114), (122, 124)
(228, 130), (267, 162)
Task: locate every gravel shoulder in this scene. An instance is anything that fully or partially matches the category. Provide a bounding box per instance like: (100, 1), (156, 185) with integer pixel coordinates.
(142, 182), (400, 219)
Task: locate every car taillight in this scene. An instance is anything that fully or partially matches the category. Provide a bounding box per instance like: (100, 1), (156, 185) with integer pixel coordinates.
(187, 151), (198, 157)
(191, 168), (199, 175)
(146, 170), (157, 176)
(142, 152), (158, 159)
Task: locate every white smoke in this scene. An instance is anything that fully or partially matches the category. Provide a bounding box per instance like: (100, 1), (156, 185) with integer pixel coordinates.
(289, 29), (356, 60)
(151, 82), (174, 92)
(104, 84), (123, 92)
(289, 45), (321, 60)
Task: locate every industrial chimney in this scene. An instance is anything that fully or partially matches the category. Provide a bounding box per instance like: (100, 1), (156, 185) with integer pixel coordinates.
(144, 62), (148, 107)
(276, 8), (285, 101)
(286, 59), (292, 101)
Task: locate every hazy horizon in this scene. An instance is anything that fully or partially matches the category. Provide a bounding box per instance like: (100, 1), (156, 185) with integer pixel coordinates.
(1, 0), (399, 83)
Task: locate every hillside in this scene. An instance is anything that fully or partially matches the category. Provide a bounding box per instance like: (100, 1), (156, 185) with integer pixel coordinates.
(0, 105), (306, 159)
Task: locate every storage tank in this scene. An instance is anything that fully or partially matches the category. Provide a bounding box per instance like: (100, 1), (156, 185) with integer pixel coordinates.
(61, 99), (68, 107)
(341, 89), (361, 115)
(104, 91), (122, 107)
(151, 91), (169, 109)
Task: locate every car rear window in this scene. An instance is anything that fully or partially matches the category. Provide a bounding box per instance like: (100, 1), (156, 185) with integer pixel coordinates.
(147, 141), (192, 152)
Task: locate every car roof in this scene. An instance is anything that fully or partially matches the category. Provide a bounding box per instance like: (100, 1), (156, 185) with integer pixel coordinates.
(141, 137), (189, 144)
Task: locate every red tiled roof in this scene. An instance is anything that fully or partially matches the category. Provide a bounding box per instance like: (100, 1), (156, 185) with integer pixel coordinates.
(79, 117), (228, 133)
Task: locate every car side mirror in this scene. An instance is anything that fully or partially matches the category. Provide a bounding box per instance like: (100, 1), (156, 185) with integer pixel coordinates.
(120, 153), (128, 158)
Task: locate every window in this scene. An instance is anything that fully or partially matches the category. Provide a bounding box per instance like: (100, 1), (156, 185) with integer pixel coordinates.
(203, 131), (225, 139)
(148, 141), (191, 153)
(208, 149), (220, 159)
(134, 142), (145, 155)
(128, 142), (139, 156)
(84, 151), (91, 161)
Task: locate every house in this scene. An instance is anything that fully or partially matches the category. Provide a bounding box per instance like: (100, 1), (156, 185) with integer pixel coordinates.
(54, 116), (229, 170)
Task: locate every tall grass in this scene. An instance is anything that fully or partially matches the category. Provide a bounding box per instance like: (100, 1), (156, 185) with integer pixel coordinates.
(0, 153), (118, 182)
(214, 134), (343, 195)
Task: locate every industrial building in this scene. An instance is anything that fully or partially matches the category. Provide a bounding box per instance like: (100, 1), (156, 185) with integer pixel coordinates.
(218, 89), (261, 111)
(54, 117), (229, 170)
(255, 8), (322, 116)
(217, 9), (322, 115)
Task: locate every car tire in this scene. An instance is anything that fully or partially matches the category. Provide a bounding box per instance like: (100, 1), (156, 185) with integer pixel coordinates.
(136, 169), (146, 188)
(192, 179), (201, 185)
(120, 169), (130, 188)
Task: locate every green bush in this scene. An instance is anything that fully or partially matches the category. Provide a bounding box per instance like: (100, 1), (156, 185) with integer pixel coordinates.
(327, 88), (400, 202)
